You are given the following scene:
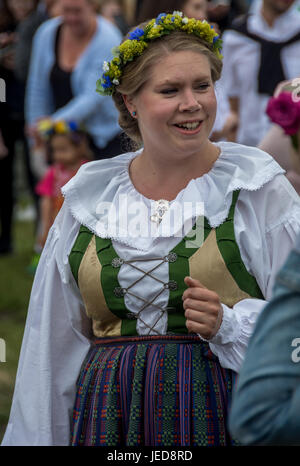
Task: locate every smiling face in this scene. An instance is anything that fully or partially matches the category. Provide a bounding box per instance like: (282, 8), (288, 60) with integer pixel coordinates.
(124, 51), (217, 162)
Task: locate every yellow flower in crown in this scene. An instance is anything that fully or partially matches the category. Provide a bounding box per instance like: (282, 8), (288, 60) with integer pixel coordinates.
(119, 39), (148, 62)
(37, 118), (80, 140)
(96, 11), (222, 96)
(54, 120), (68, 134)
(37, 118), (53, 134)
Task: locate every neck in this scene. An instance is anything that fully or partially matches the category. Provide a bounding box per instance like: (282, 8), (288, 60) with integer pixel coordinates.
(130, 141), (220, 201)
(261, 3), (284, 27)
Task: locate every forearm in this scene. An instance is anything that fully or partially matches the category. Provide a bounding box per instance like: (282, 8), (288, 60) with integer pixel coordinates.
(51, 92), (104, 123)
(220, 97), (239, 142)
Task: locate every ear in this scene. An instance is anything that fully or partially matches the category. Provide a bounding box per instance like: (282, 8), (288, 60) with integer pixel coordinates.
(122, 94), (136, 116)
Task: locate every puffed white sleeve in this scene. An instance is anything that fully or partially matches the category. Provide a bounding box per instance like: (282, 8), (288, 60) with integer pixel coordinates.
(1, 203), (92, 446)
(203, 175), (300, 373)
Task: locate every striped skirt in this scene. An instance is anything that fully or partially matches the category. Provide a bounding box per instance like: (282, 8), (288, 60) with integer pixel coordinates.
(70, 334), (235, 446)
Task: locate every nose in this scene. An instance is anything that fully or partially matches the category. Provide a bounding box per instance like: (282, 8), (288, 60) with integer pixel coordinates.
(179, 89), (202, 112)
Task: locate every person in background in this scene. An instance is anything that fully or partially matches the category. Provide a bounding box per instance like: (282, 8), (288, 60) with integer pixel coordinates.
(0, 0), (15, 159)
(258, 78), (300, 195)
(220, 0), (300, 146)
(28, 120), (91, 272)
(229, 231), (300, 445)
(137, 0), (206, 22)
(136, 0), (245, 27)
(0, 0), (39, 255)
(207, 0), (249, 32)
(26, 0), (123, 160)
(97, 0), (129, 34)
(183, 0), (208, 20)
(14, 0), (62, 84)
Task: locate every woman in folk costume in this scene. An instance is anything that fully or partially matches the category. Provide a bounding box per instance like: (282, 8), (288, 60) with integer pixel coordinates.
(3, 12), (300, 446)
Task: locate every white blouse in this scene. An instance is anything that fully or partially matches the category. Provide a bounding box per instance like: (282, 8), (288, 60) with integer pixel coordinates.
(2, 142), (300, 446)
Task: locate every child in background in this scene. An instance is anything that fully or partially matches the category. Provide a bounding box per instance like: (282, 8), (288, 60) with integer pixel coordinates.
(28, 119), (92, 272)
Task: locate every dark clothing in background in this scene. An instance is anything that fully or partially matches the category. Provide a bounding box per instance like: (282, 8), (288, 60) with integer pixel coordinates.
(50, 25), (73, 111)
(0, 119), (34, 249)
(208, 0), (249, 32)
(14, 9), (48, 83)
(0, 11), (44, 252)
(230, 14), (300, 96)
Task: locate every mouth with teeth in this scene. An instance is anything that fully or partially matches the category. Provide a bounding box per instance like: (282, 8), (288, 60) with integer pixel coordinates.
(174, 120), (203, 134)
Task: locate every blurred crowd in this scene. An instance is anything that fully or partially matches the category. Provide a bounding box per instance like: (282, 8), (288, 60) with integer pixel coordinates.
(0, 0), (300, 264)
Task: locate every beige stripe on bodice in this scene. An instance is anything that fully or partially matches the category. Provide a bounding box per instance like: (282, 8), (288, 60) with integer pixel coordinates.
(189, 230), (251, 308)
(78, 235), (122, 337)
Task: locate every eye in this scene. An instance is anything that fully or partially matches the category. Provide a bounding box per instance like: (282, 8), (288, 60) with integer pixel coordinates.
(195, 82), (210, 91)
(159, 88), (178, 95)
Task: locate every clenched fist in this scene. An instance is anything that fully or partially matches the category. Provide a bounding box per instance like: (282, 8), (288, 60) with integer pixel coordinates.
(182, 277), (223, 340)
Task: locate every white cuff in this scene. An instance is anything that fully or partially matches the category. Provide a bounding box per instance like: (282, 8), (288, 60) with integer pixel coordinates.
(209, 299), (267, 372)
(197, 303), (241, 345)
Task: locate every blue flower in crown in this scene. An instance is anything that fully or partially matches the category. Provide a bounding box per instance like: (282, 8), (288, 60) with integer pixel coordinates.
(155, 13), (167, 24)
(129, 27), (145, 41)
(68, 121), (78, 131)
(102, 75), (112, 89)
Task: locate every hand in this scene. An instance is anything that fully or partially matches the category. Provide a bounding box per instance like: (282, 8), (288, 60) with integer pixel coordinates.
(182, 276), (223, 340)
(207, 3), (230, 21)
(273, 79), (294, 97)
(2, 49), (15, 70)
(0, 130), (8, 159)
(0, 32), (16, 70)
(0, 32), (15, 48)
(221, 111), (239, 142)
(26, 116), (50, 146)
(26, 123), (41, 146)
(0, 141), (8, 159)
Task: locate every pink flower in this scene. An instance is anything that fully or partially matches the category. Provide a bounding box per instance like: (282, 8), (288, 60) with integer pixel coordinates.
(266, 92), (300, 136)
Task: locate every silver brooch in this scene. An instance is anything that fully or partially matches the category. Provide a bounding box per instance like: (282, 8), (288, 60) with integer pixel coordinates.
(150, 199), (170, 224)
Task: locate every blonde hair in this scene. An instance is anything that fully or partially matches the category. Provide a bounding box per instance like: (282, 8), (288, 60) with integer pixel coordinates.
(112, 30), (222, 146)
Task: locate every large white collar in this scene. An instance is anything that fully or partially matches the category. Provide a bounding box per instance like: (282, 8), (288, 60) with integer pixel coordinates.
(62, 142), (284, 249)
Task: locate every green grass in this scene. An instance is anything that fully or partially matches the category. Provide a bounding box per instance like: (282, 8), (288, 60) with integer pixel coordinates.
(0, 220), (35, 443)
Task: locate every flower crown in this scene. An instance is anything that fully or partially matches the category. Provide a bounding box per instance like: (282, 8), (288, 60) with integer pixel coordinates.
(37, 119), (81, 140)
(96, 11), (222, 96)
